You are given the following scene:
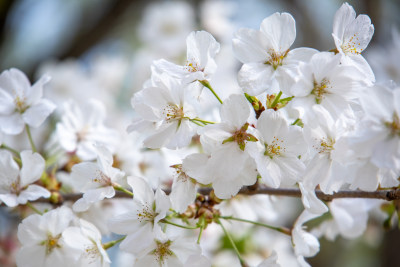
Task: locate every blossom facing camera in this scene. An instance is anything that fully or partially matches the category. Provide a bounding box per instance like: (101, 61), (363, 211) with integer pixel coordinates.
(0, 68), (56, 135)
(0, 150), (50, 207)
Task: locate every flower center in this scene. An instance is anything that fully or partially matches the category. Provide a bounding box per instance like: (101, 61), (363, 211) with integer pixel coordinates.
(92, 170), (112, 186)
(14, 95), (28, 113)
(10, 180), (21, 195)
(385, 113), (400, 137)
(163, 104), (185, 122)
(341, 34), (362, 55)
(264, 137), (285, 159)
(76, 126), (89, 143)
(137, 203), (157, 223)
(222, 123), (258, 151)
(311, 78), (331, 104)
(265, 49), (289, 70)
(41, 233), (62, 255)
(185, 60), (204, 73)
(315, 137), (335, 154)
(152, 240), (173, 264)
(84, 243), (100, 263)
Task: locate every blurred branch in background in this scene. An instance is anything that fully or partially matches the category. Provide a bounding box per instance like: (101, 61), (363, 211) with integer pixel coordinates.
(0, 0), (15, 45)
(58, 0), (138, 60)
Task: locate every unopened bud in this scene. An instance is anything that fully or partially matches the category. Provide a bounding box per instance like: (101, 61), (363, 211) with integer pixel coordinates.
(49, 191), (62, 204)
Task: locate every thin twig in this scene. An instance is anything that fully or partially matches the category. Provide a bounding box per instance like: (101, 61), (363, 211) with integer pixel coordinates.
(18, 186), (400, 206)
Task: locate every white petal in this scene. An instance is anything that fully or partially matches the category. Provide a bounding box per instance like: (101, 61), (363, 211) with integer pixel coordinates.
(333, 3), (356, 40)
(165, 120), (195, 149)
(170, 175), (197, 213)
(0, 88), (14, 114)
(144, 122), (178, 149)
(233, 28), (270, 63)
(0, 112), (25, 135)
(154, 187), (170, 223)
(170, 237), (201, 264)
(71, 162), (100, 191)
(0, 194), (18, 207)
(153, 59), (186, 79)
(108, 211), (142, 235)
(45, 206), (74, 235)
(186, 31), (220, 71)
(260, 12), (296, 52)
(0, 150), (19, 191)
(0, 68), (31, 96)
(299, 183), (328, 215)
(16, 245), (46, 267)
(342, 14), (374, 54)
(182, 153), (212, 184)
(81, 187), (115, 208)
(220, 94), (250, 128)
(22, 99), (56, 128)
(20, 150), (45, 187)
(127, 176), (154, 205)
(238, 63), (274, 96)
(18, 185), (50, 203)
(119, 223), (154, 255)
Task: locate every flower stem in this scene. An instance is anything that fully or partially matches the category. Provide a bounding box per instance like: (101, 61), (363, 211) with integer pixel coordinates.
(26, 202), (43, 215)
(220, 216), (291, 236)
(197, 225), (204, 244)
(113, 184), (134, 197)
(190, 118), (216, 125)
(270, 91), (282, 109)
(216, 218), (248, 267)
(25, 125), (37, 153)
(161, 219), (199, 230)
(190, 120), (204, 127)
(199, 80), (223, 104)
(13, 156), (22, 166)
(103, 236), (126, 250)
(0, 144), (20, 156)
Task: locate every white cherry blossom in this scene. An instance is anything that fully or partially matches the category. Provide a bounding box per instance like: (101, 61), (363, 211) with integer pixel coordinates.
(16, 206), (79, 267)
(344, 84), (400, 190)
(0, 68), (55, 135)
(63, 219), (111, 267)
(312, 199), (381, 241)
(301, 117), (352, 195)
(182, 94), (258, 199)
(332, 3), (375, 82)
(71, 145), (125, 212)
(56, 99), (119, 161)
(0, 150), (50, 207)
(108, 176), (170, 256)
(128, 73), (197, 149)
(289, 52), (365, 126)
(233, 12), (317, 96)
(153, 31), (220, 96)
(351, 84), (400, 170)
(248, 109), (307, 188)
(133, 231), (202, 267)
(292, 210), (321, 267)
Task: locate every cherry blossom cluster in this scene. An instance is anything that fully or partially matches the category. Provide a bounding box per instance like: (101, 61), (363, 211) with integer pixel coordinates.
(0, 2), (399, 267)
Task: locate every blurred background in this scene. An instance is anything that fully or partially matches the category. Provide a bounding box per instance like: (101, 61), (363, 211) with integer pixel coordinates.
(0, 0), (400, 266)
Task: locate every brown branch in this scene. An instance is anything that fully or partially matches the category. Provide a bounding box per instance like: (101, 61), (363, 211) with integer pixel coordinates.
(23, 186), (400, 205)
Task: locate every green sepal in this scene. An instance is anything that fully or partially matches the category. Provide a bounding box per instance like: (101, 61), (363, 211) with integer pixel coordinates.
(245, 134), (258, 142)
(222, 136), (235, 144)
